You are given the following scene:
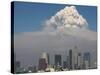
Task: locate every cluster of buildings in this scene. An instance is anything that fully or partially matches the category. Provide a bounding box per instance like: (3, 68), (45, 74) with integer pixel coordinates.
(14, 48), (97, 73)
(38, 50), (91, 72)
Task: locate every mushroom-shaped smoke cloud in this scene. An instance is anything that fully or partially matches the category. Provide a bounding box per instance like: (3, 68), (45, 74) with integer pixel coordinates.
(44, 6), (88, 32)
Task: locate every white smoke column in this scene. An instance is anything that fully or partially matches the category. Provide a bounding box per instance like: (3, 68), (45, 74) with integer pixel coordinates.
(44, 6), (88, 31)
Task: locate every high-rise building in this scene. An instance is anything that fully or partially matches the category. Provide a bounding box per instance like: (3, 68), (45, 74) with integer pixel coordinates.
(14, 53), (21, 73)
(77, 53), (83, 69)
(83, 52), (91, 69)
(69, 49), (73, 70)
(63, 61), (67, 69)
(38, 58), (47, 70)
(14, 61), (21, 73)
(38, 52), (49, 71)
(15, 61), (20, 69)
(41, 52), (49, 65)
(66, 56), (69, 69)
(73, 53), (78, 69)
(55, 54), (62, 67)
(73, 46), (78, 69)
(15, 61), (20, 68)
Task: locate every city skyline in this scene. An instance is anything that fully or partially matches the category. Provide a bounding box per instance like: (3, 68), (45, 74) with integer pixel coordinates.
(14, 49), (96, 73)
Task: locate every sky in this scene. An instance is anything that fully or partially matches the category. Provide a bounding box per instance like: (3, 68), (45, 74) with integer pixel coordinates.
(14, 1), (97, 33)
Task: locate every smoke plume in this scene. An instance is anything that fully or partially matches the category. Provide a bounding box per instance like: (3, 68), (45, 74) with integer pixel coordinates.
(44, 6), (88, 32)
